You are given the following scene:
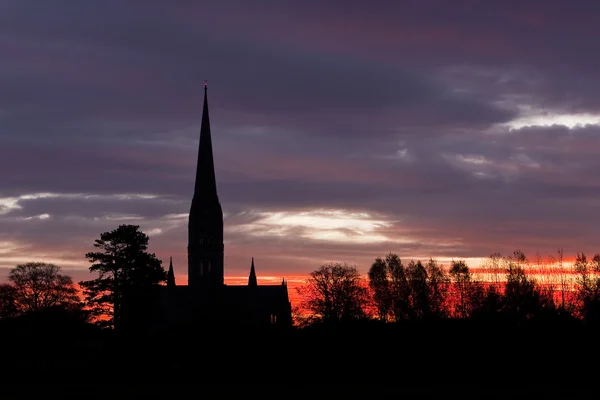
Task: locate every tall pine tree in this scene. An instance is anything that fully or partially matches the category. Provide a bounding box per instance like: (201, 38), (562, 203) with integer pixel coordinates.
(79, 224), (166, 329)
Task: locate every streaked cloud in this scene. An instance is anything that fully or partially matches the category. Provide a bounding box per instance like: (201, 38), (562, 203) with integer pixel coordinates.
(506, 108), (600, 130)
(0, 192), (161, 216)
(229, 209), (399, 244)
(23, 213), (51, 220)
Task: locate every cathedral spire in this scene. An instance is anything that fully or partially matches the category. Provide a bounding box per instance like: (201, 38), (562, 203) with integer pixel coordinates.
(188, 81), (224, 289)
(167, 256), (176, 289)
(248, 257), (257, 287)
(193, 80), (218, 199)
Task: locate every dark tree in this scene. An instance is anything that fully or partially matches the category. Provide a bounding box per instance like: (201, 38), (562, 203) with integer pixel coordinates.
(502, 252), (556, 321)
(368, 256), (392, 321)
(79, 225), (167, 329)
(368, 253), (412, 322)
(554, 248), (568, 310)
(573, 252), (600, 322)
(448, 260), (490, 319)
(297, 262), (369, 324)
(406, 260), (429, 319)
(424, 258), (449, 318)
(449, 260), (488, 319)
(449, 260), (470, 318)
(0, 283), (18, 319)
(471, 284), (503, 319)
(388, 254), (411, 321)
(511, 249), (527, 268)
(8, 262), (80, 314)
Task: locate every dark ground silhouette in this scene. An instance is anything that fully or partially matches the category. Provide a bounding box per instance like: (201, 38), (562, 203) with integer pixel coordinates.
(0, 314), (598, 399)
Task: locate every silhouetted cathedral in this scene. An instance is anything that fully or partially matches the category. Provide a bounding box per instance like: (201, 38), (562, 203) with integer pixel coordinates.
(124, 84), (292, 331)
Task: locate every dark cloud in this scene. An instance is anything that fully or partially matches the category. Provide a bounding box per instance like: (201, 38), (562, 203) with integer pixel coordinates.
(2, 1), (600, 278)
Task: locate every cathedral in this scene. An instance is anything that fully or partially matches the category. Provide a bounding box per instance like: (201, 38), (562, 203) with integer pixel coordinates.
(123, 83), (292, 331)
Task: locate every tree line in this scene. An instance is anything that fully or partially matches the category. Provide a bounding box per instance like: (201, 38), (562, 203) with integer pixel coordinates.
(0, 224), (166, 330)
(296, 249), (600, 326)
(2, 224), (600, 330)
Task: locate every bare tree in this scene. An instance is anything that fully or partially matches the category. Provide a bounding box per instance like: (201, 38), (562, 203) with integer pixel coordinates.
(555, 249), (568, 309)
(573, 252), (600, 321)
(8, 262), (81, 314)
(547, 254), (558, 304)
(297, 263), (369, 324)
(484, 252), (503, 287)
(536, 252), (556, 308)
(511, 249), (527, 270)
(592, 254), (600, 276)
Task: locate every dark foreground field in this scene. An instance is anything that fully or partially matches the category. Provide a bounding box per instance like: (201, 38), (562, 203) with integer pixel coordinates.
(1, 319), (598, 399)
(2, 383), (595, 399)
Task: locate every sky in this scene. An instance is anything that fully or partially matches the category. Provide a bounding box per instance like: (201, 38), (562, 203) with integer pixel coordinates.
(2, 1), (600, 285)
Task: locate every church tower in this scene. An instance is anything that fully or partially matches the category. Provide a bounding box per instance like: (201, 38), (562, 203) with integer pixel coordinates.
(188, 82), (224, 290)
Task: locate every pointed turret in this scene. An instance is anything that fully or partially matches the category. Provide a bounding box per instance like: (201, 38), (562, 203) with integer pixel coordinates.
(188, 81), (224, 289)
(167, 257), (176, 289)
(248, 257), (257, 287)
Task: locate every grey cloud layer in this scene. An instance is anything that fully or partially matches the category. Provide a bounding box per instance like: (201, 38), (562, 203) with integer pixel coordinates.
(2, 1), (600, 276)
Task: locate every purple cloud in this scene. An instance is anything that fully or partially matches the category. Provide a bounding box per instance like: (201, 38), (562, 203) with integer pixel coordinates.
(2, 1), (600, 281)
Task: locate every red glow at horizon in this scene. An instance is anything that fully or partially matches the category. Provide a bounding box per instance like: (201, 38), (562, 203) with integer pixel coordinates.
(170, 274), (306, 308)
(72, 259), (592, 314)
(224, 275), (305, 308)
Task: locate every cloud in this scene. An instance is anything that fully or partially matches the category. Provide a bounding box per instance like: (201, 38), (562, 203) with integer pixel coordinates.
(2, 1), (600, 280)
(227, 209), (400, 244)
